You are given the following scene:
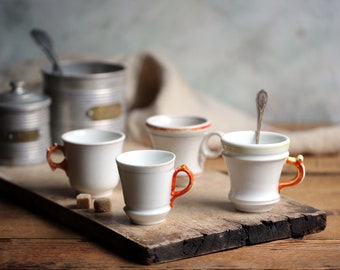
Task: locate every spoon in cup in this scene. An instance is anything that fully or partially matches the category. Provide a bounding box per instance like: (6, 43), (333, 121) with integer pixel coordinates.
(255, 89), (268, 144)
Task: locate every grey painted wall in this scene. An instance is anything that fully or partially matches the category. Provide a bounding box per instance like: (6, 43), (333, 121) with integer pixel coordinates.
(1, 0), (339, 124)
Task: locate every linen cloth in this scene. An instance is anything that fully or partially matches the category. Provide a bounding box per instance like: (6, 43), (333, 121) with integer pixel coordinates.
(120, 52), (340, 155)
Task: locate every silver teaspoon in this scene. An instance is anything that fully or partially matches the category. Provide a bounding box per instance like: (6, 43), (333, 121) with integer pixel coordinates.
(256, 89), (268, 144)
(30, 28), (62, 74)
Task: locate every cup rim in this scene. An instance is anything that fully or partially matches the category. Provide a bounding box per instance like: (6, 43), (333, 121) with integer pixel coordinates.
(61, 128), (125, 145)
(146, 114), (211, 132)
(221, 130), (290, 155)
(116, 149), (175, 168)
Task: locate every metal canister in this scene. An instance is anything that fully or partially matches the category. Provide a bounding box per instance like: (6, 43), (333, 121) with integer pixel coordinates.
(0, 81), (51, 165)
(42, 61), (126, 143)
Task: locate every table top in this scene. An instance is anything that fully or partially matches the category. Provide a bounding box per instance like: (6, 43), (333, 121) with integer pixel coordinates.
(0, 139), (339, 269)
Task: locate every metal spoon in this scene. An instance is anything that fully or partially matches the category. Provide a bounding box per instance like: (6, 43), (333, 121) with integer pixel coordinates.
(30, 28), (62, 74)
(255, 89), (268, 144)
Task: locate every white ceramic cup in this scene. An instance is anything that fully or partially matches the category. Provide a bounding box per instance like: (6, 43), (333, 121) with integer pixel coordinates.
(47, 129), (125, 198)
(221, 131), (305, 213)
(116, 149), (194, 225)
(146, 115), (222, 178)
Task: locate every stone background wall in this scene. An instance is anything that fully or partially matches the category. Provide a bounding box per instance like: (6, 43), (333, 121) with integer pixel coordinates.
(1, 0), (339, 124)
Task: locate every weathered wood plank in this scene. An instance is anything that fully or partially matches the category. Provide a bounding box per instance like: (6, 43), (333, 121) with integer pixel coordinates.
(281, 174), (340, 213)
(1, 238), (339, 269)
(0, 161), (326, 265)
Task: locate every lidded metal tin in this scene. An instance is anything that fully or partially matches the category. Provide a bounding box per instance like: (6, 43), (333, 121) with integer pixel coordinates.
(0, 81), (51, 165)
(42, 61), (126, 143)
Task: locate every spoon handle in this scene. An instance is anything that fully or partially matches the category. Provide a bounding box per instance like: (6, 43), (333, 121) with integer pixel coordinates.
(30, 28), (62, 74)
(256, 89), (268, 144)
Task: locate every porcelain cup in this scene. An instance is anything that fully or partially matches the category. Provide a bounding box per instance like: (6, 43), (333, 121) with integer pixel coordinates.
(221, 131), (305, 213)
(116, 149), (194, 225)
(46, 129), (125, 198)
(146, 115), (222, 180)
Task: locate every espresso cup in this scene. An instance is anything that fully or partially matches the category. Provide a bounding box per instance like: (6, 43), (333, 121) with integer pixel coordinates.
(146, 115), (222, 179)
(116, 149), (194, 225)
(221, 131), (305, 213)
(46, 129), (125, 198)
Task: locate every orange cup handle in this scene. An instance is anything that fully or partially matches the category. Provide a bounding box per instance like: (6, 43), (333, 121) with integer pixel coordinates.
(170, 165), (194, 208)
(279, 155), (305, 192)
(46, 143), (67, 173)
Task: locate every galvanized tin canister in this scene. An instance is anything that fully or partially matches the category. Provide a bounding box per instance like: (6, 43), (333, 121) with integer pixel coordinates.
(0, 81), (51, 165)
(42, 61), (126, 143)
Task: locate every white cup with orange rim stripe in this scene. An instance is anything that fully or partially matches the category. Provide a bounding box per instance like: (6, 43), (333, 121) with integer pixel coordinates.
(146, 115), (222, 181)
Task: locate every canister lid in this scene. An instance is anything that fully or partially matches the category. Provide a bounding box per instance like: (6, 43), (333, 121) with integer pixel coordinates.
(0, 81), (51, 111)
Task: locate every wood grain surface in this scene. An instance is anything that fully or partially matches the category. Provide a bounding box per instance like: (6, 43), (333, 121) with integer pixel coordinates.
(0, 138), (339, 268)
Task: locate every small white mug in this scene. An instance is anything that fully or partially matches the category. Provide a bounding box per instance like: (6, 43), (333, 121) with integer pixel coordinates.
(221, 131), (305, 213)
(116, 149), (194, 225)
(146, 115), (222, 179)
(47, 129), (125, 198)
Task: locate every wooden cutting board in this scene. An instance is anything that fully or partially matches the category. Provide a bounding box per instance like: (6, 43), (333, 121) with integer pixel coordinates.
(0, 161), (326, 265)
